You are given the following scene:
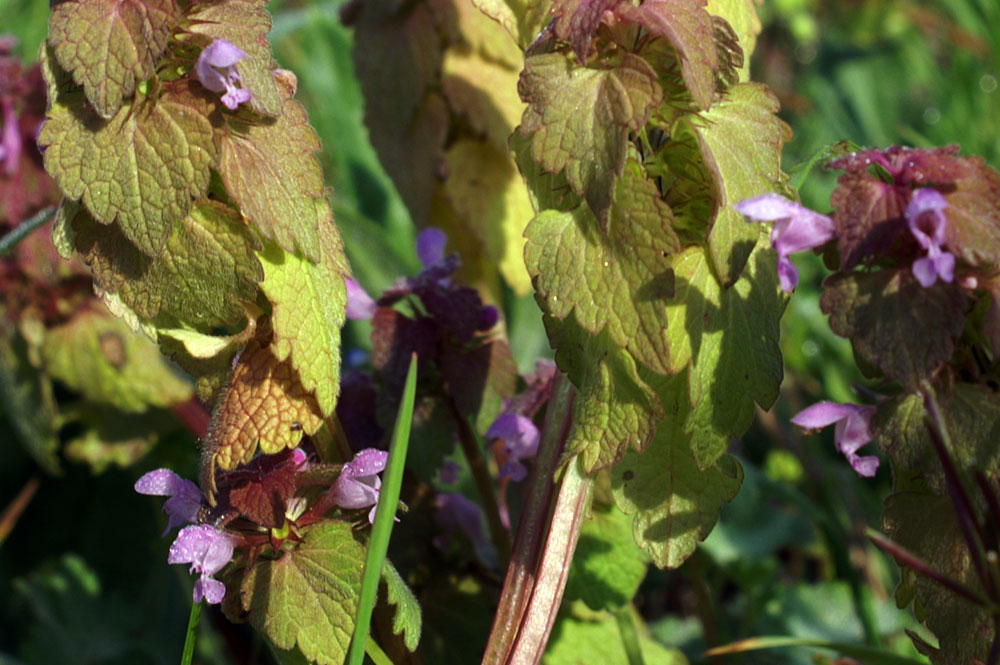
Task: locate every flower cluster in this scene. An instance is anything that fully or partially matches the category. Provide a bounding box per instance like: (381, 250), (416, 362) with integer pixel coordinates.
(194, 39), (252, 111)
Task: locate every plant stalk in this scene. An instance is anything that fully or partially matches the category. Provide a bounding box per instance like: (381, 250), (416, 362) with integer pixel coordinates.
(0, 206), (56, 258)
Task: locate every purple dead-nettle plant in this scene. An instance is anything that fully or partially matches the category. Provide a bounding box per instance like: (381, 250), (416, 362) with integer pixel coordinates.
(329, 448), (390, 524)
(168, 524), (237, 605)
(486, 413), (540, 482)
(136, 469), (235, 604)
(792, 402), (879, 477)
(195, 39), (252, 110)
(345, 277), (377, 320)
(734, 194), (837, 292)
(906, 188), (956, 287)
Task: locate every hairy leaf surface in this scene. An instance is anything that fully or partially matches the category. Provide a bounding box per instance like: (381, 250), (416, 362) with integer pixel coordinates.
(706, 0), (760, 80)
(546, 313), (662, 472)
(382, 561), (422, 652)
(258, 205), (348, 417)
(73, 199), (262, 329)
(471, 0), (553, 51)
(821, 269), (966, 390)
(48, 0), (180, 118)
(525, 165), (679, 374)
(39, 78), (216, 256)
(519, 52), (661, 224)
(669, 83), (786, 284)
(612, 372), (743, 568)
(203, 338), (323, 479)
(219, 91), (326, 261)
(231, 522), (365, 665)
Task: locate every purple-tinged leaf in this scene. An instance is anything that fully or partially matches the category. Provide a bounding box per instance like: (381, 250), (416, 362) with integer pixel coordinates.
(48, 0), (180, 118)
(550, 0), (620, 64)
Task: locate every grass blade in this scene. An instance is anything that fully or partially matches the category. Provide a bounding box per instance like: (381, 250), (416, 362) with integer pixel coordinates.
(704, 635), (929, 665)
(347, 353), (418, 665)
(180, 600), (202, 665)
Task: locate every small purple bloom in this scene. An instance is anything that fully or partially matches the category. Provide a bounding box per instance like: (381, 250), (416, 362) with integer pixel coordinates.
(0, 98), (22, 175)
(438, 459), (461, 485)
(906, 188), (955, 287)
(792, 401), (879, 477)
(434, 492), (485, 548)
(168, 525), (235, 604)
(734, 194), (837, 292)
(417, 227), (448, 268)
(478, 305), (500, 331)
(135, 468), (204, 535)
(331, 448), (389, 524)
(486, 413), (540, 482)
(195, 39), (252, 110)
(345, 277), (377, 320)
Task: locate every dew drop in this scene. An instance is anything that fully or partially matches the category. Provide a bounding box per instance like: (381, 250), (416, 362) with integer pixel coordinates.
(981, 74), (998, 93)
(603, 261), (609, 267)
(923, 106), (941, 125)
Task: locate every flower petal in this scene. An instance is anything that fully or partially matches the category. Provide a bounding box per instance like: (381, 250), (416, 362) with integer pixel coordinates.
(345, 278), (377, 320)
(346, 448), (388, 477)
(791, 401), (863, 430)
(416, 227), (448, 267)
(135, 468), (187, 496)
(194, 576), (227, 605)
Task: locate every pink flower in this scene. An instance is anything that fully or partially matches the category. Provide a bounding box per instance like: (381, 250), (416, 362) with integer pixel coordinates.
(486, 413), (540, 482)
(734, 194), (837, 292)
(195, 39), (252, 110)
(0, 98), (22, 175)
(906, 188), (955, 287)
(135, 468), (204, 535)
(168, 525), (235, 604)
(345, 278), (377, 320)
(792, 402), (879, 477)
(330, 448), (389, 524)
(417, 227), (448, 268)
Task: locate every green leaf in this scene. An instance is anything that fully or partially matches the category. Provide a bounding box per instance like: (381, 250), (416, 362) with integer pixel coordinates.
(821, 269), (966, 391)
(443, 139), (534, 296)
(73, 199), (262, 330)
(63, 405), (177, 473)
(525, 164), (680, 375)
(545, 313), (662, 472)
(612, 371), (743, 568)
(353, 2), (444, 227)
(664, 244), (783, 468)
(669, 83), (787, 284)
(219, 90), (327, 261)
(381, 562), (422, 652)
(471, 0), (552, 51)
(518, 52), (662, 224)
(258, 204), (348, 417)
(441, 50), (524, 153)
(884, 489), (993, 664)
(231, 522), (367, 665)
(0, 320), (60, 473)
(510, 131), (582, 213)
(48, 0), (180, 118)
(563, 502), (650, 610)
(619, 0), (716, 110)
(705, 0), (761, 81)
(544, 613), (688, 665)
(184, 0), (283, 117)
(41, 309), (193, 413)
(39, 77), (217, 256)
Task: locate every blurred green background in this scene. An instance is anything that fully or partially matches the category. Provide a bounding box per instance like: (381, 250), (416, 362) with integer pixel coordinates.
(2, 0), (997, 663)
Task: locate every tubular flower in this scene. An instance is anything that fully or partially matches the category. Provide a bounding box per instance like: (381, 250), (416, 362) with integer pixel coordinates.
(195, 39), (252, 110)
(906, 188), (955, 287)
(344, 277), (377, 320)
(330, 448), (389, 524)
(734, 194), (836, 292)
(791, 402), (879, 477)
(486, 413), (540, 482)
(168, 524), (236, 605)
(135, 468), (204, 535)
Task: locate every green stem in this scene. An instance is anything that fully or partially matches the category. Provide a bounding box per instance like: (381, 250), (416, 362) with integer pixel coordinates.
(347, 354), (418, 665)
(365, 638), (395, 665)
(614, 606), (645, 665)
(180, 600), (202, 665)
(452, 402), (512, 567)
(0, 206), (56, 258)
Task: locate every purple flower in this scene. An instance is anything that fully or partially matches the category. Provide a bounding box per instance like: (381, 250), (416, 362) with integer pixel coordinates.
(438, 459), (461, 485)
(135, 468), (204, 535)
(168, 525), (235, 604)
(434, 492), (485, 548)
(195, 39), (252, 110)
(486, 413), (540, 482)
(906, 188), (955, 287)
(0, 98), (22, 175)
(345, 277), (377, 320)
(734, 194), (837, 292)
(417, 227), (448, 267)
(791, 402), (879, 477)
(330, 448), (389, 524)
